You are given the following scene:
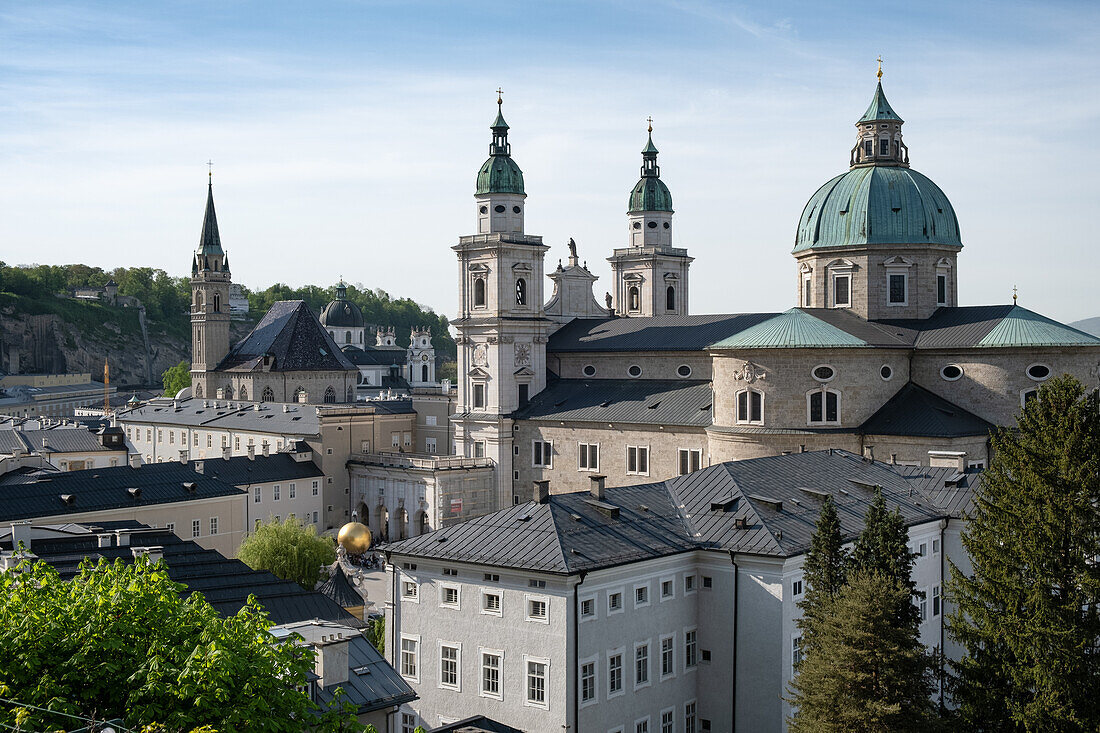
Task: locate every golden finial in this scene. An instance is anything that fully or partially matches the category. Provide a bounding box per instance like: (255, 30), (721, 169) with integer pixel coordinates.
(496, 87), (503, 106)
(1012, 284), (1018, 303)
(647, 115), (653, 133)
(207, 159), (213, 183)
(876, 56), (883, 82)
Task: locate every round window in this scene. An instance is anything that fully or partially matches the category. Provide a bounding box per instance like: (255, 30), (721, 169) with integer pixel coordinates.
(880, 365), (893, 381)
(512, 205), (521, 214)
(677, 365), (692, 378)
(628, 365), (642, 378)
(479, 205), (487, 214)
(647, 221), (658, 229)
(1026, 364), (1051, 381)
(494, 204), (506, 213)
(811, 365), (835, 382)
(582, 365), (596, 377)
(941, 364), (963, 381)
(663, 222), (670, 229)
(633, 222), (641, 230)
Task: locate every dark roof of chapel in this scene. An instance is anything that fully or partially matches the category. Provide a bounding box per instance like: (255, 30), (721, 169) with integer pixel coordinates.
(859, 382), (995, 438)
(513, 379), (712, 427)
(217, 301), (357, 373)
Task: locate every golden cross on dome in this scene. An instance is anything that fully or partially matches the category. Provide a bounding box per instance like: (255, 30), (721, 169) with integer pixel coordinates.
(1013, 284), (1018, 303)
(496, 87), (503, 106)
(877, 56), (883, 81)
(647, 116), (653, 133)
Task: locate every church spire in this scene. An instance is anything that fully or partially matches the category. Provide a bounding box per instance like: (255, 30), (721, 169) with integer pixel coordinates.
(198, 180), (224, 255)
(640, 116), (660, 178)
(489, 87), (511, 156)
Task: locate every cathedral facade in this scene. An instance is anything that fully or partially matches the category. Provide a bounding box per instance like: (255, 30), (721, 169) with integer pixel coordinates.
(452, 82), (1100, 504)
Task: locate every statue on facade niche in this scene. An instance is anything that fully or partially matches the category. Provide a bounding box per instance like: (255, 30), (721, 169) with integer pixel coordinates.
(567, 238), (578, 262)
(605, 292), (613, 310)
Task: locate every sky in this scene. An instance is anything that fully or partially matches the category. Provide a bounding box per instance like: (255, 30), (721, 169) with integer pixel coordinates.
(3, 0), (1099, 324)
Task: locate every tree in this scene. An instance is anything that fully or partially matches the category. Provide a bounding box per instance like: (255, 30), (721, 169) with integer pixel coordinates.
(162, 360), (191, 397)
(947, 375), (1100, 730)
(787, 570), (940, 733)
(797, 495), (848, 650)
(0, 555), (360, 732)
(851, 486), (919, 627)
(365, 615), (385, 654)
(238, 516), (336, 589)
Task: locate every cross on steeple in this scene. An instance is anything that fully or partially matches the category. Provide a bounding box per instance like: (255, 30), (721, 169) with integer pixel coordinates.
(207, 159), (213, 183)
(877, 56), (883, 81)
(647, 116), (653, 133)
(496, 87), (503, 106)
(1013, 284), (1018, 303)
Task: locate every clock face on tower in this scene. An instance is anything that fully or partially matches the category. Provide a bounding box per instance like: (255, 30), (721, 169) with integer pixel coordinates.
(421, 353), (429, 362)
(514, 342), (531, 367)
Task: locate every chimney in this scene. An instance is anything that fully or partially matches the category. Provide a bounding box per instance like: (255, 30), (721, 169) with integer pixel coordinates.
(97, 534), (113, 548)
(261, 442), (270, 457)
(589, 475), (606, 501)
(10, 521), (32, 551)
(247, 444), (255, 461)
(223, 446), (232, 461)
(315, 636), (350, 687)
(891, 453), (898, 464)
(179, 449), (188, 464)
(534, 480), (550, 504)
(114, 530), (131, 547)
(129, 453), (142, 468)
(799, 444), (806, 453)
(194, 460), (204, 475)
(131, 546), (164, 563)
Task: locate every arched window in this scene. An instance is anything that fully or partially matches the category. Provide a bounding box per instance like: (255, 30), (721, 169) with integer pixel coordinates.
(666, 285), (676, 311)
(224, 385), (233, 400)
(261, 386), (274, 402)
(238, 385), (248, 401)
(474, 278), (486, 307)
(628, 286), (640, 312)
(213, 293), (221, 312)
(195, 291), (203, 308)
(807, 389), (841, 425)
(323, 386), (336, 403)
(422, 364), (429, 382)
(736, 389), (764, 424)
(516, 278), (527, 306)
(195, 384), (203, 399)
(295, 387), (308, 403)
(345, 331), (351, 344)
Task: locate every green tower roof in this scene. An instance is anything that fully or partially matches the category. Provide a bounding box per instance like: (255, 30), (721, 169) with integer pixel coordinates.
(858, 82), (903, 123)
(628, 127), (673, 213)
(476, 99), (525, 196)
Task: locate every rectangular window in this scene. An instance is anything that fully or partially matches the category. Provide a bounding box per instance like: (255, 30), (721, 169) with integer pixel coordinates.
(527, 597), (548, 621)
(937, 273), (947, 305)
(526, 660), (547, 706)
(157, 429), (163, 442)
(481, 652), (501, 698)
(635, 644), (649, 687)
(792, 635), (803, 666)
(169, 431), (174, 445)
(661, 710), (674, 733)
(193, 432), (199, 446)
(442, 586), (459, 608)
(809, 391), (839, 424)
(209, 517), (218, 535)
(403, 581), (419, 600)
(702, 576), (712, 589)
(803, 274), (812, 307)
(425, 437), (437, 453)
(792, 578), (803, 597)
(933, 585), (941, 616)
(684, 575), (695, 593)
(581, 661), (596, 703)
(635, 584), (649, 607)
(518, 384), (529, 407)
(191, 519), (201, 538)
(918, 589), (928, 621)
(207, 434), (212, 448)
(166, 522), (175, 533)
(864, 139), (874, 156)
(403, 432), (412, 447)
(425, 415), (437, 426)
(482, 592), (501, 614)
(401, 713), (417, 733)
(312, 511), (318, 523)
(889, 273), (907, 304)
(440, 645), (459, 690)
(581, 598), (595, 618)
(312, 480), (319, 496)
(532, 440), (553, 467)
(400, 637), (419, 679)
(474, 441), (485, 458)
(661, 579), (673, 599)
(289, 483), (296, 499)
(627, 445), (649, 475)
(661, 636), (674, 678)
(685, 629), (697, 668)
(273, 484), (280, 501)
(472, 383), (486, 409)
(833, 274), (851, 308)
(391, 432), (401, 448)
(235, 436), (240, 451)
(578, 442), (600, 471)
(685, 701), (697, 733)
(918, 542), (927, 557)
(609, 653), (623, 695)
(608, 591), (623, 612)
(736, 390), (763, 423)
(678, 448), (702, 475)
(636, 720), (650, 733)
(254, 486), (261, 504)
(879, 137), (889, 155)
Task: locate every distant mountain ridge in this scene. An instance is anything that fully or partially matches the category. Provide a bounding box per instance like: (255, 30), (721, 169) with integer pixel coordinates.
(1070, 317), (1100, 338)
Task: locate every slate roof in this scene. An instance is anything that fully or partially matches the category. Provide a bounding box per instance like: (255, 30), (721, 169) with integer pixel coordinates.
(860, 382), (994, 438)
(0, 461), (244, 521)
(197, 183), (224, 256)
(187, 453), (323, 486)
(548, 313), (777, 352)
(0, 523), (362, 627)
(342, 344), (407, 367)
(876, 304), (1100, 349)
(513, 379), (712, 427)
(385, 450), (981, 572)
(316, 564), (366, 608)
(3, 428), (124, 455)
(217, 301), (357, 373)
(431, 716), (524, 733)
(116, 397), (412, 433)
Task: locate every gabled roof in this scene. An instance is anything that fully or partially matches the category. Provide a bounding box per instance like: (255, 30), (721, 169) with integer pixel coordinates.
(432, 716), (524, 733)
(385, 451), (980, 571)
(709, 308), (867, 349)
(514, 379), (712, 427)
(860, 382), (994, 438)
(549, 313), (777, 352)
(217, 301), (357, 373)
(187, 453), (324, 486)
(5, 428), (124, 455)
(342, 344), (407, 367)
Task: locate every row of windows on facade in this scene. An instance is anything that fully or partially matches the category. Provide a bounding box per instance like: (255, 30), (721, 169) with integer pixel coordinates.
(194, 385), (351, 403)
(529, 440), (703, 476)
(801, 271), (951, 308)
(468, 277), (680, 313)
(251, 512), (319, 529)
(131, 427), (285, 453)
(251, 481), (321, 503)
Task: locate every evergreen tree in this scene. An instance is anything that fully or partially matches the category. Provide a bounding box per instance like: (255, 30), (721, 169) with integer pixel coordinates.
(788, 570), (940, 733)
(851, 486), (919, 627)
(797, 495), (848, 649)
(947, 375), (1100, 730)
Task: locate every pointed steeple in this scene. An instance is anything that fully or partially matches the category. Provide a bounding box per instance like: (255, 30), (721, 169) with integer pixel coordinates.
(198, 182), (224, 256)
(858, 81), (903, 123)
(640, 116), (660, 177)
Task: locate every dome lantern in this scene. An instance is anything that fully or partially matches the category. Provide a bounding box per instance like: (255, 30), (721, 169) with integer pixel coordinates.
(474, 89), (527, 235)
(850, 68), (909, 168)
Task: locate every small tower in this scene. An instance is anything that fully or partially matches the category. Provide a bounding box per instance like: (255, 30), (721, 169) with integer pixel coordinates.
(320, 280), (366, 346)
(375, 327), (397, 347)
(608, 120), (692, 317)
(475, 89), (526, 234)
(190, 176), (232, 399)
(407, 327), (436, 386)
(850, 63), (909, 168)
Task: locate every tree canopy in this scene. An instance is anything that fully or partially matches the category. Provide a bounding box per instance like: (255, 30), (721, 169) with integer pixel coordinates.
(947, 374), (1100, 730)
(161, 360), (191, 397)
(0, 555), (360, 732)
(238, 516), (336, 590)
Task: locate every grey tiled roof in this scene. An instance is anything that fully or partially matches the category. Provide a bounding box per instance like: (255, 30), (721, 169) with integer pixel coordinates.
(116, 398), (412, 434)
(431, 717), (524, 733)
(315, 564), (365, 608)
(187, 453), (324, 486)
(342, 344), (407, 367)
(513, 379), (712, 427)
(314, 632), (416, 713)
(860, 382), (995, 438)
(0, 462), (243, 521)
(548, 313), (777, 352)
(385, 450), (981, 572)
(8, 428), (125, 454)
(218, 300), (357, 373)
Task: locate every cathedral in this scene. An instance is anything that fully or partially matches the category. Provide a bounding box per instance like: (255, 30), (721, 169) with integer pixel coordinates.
(452, 82), (1100, 509)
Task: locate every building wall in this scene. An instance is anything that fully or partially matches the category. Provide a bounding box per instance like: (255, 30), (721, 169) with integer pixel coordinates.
(550, 351), (712, 382)
(198, 369), (358, 405)
(238, 473), (325, 530)
(410, 388), (455, 455)
(49, 449), (128, 471)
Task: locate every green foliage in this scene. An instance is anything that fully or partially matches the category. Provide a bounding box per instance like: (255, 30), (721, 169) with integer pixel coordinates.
(437, 359), (457, 383)
(238, 516), (336, 590)
(947, 375), (1100, 730)
(851, 486), (920, 628)
(365, 615), (384, 654)
(797, 495), (847, 651)
(0, 555), (360, 732)
(162, 360), (191, 397)
(787, 570), (941, 733)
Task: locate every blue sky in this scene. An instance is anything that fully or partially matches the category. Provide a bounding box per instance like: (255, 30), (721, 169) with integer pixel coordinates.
(3, 1), (1098, 323)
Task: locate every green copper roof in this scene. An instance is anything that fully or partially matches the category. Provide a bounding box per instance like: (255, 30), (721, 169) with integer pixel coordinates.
(793, 165), (960, 252)
(629, 177), (673, 213)
(492, 109), (509, 129)
(642, 133), (659, 154)
(709, 309), (867, 349)
(477, 155), (525, 195)
(858, 82), (903, 123)
(976, 305), (1100, 347)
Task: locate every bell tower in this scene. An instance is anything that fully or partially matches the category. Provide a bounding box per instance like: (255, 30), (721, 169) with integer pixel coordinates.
(608, 120), (692, 317)
(190, 175), (232, 400)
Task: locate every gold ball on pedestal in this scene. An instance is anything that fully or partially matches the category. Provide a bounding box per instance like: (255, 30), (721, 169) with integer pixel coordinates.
(337, 522), (372, 554)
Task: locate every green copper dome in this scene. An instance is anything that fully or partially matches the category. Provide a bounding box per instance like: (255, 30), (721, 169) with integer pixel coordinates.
(476, 155), (525, 195)
(793, 166), (961, 252)
(629, 177), (673, 213)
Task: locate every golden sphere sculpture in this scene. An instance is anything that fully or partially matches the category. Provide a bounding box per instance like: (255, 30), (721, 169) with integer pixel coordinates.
(337, 522), (372, 554)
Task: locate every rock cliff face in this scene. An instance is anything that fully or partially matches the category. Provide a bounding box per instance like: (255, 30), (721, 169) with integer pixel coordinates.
(0, 300), (254, 387)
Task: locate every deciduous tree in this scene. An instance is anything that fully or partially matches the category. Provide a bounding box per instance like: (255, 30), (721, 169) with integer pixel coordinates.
(238, 516), (336, 589)
(161, 360), (191, 397)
